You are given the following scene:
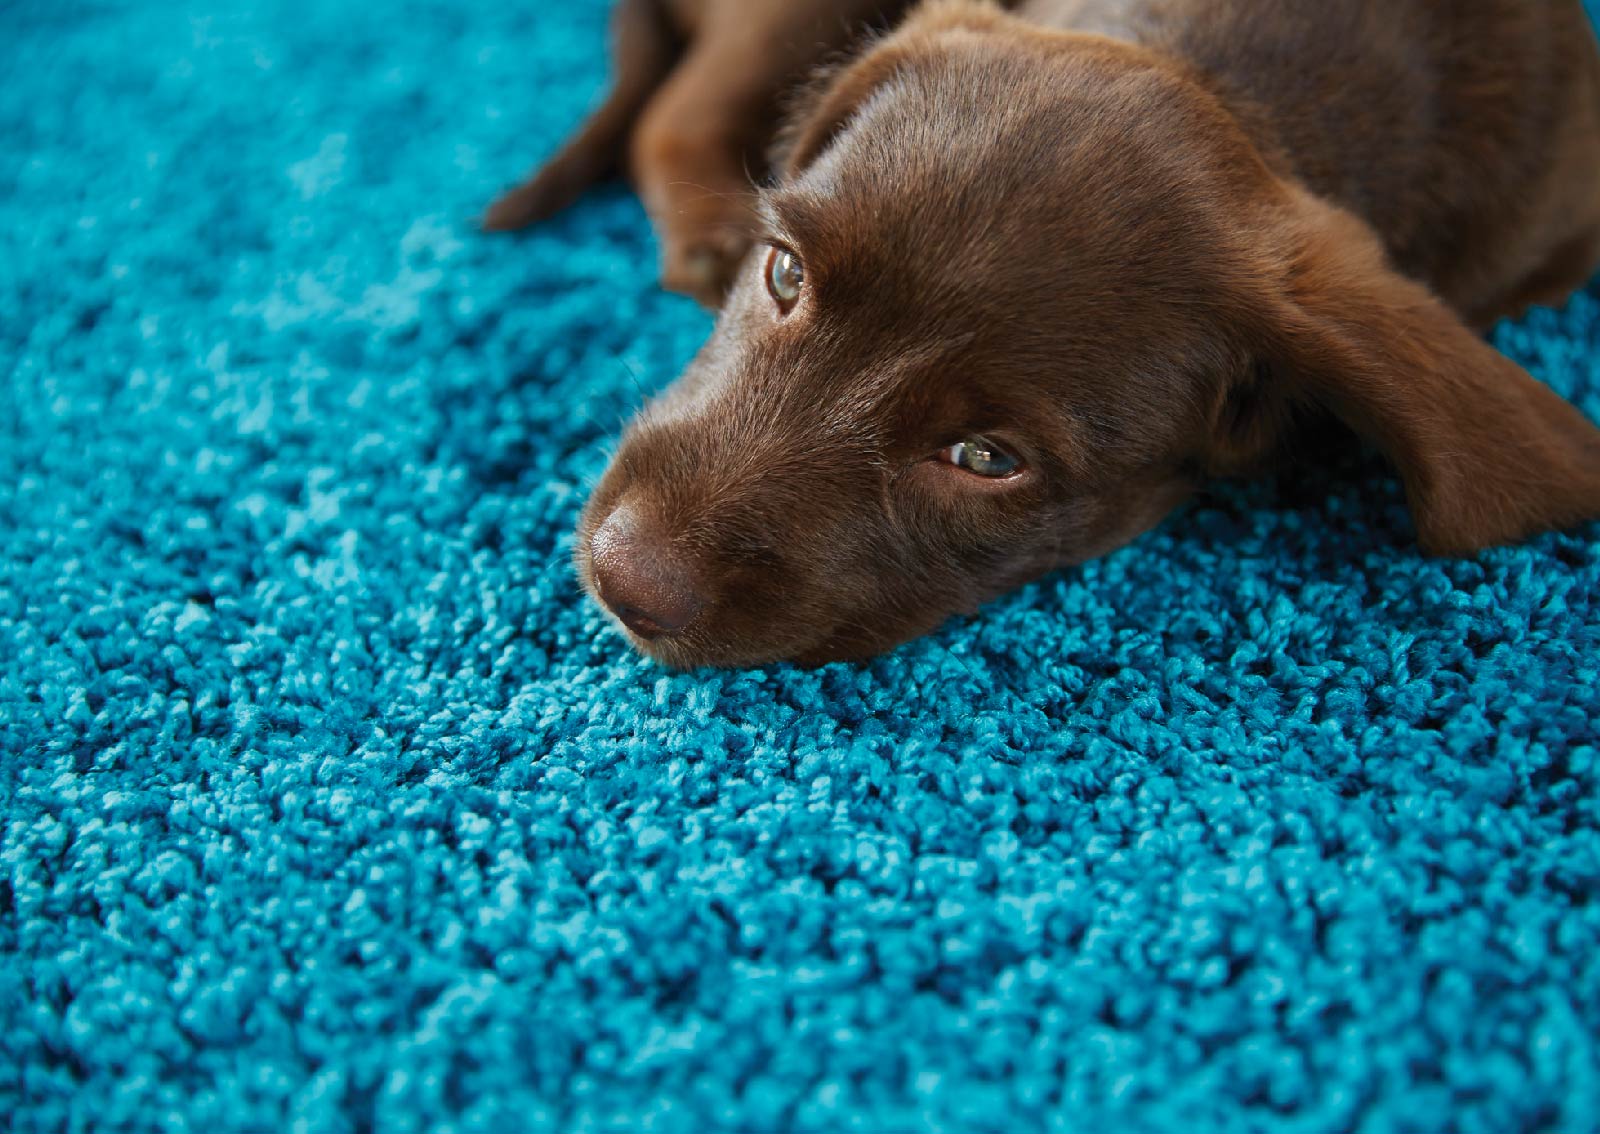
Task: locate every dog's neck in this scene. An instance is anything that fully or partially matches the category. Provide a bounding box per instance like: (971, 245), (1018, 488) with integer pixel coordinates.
(1026, 1), (1428, 225)
(1018, 0), (1599, 324)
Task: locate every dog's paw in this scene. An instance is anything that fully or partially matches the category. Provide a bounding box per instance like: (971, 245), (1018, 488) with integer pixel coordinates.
(480, 167), (582, 232)
(660, 230), (752, 307)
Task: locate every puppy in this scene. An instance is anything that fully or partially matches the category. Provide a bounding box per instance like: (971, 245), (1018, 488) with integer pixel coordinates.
(498, 0), (1600, 667)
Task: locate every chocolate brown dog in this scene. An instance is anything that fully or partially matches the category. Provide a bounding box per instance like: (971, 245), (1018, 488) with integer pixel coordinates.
(491, 0), (1600, 667)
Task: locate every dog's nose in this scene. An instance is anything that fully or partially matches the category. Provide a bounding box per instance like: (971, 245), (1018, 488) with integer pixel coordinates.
(589, 505), (704, 639)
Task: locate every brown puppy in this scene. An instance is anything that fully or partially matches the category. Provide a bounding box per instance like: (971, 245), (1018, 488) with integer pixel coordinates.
(518, 0), (1600, 666)
(484, 0), (908, 304)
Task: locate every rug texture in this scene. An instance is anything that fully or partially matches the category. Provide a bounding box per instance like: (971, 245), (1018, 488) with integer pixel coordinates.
(4, 2), (1600, 1131)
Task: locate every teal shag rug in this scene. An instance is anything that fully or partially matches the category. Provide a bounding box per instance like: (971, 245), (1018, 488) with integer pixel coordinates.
(4, 2), (1600, 1131)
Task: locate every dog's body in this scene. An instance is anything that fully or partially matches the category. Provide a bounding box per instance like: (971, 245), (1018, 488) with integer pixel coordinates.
(489, 0), (1600, 666)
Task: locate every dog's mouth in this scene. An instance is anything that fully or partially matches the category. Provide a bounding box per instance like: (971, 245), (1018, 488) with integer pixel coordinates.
(581, 582), (851, 669)
(577, 534), (969, 668)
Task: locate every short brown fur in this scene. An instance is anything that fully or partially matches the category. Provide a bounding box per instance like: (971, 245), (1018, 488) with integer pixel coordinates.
(490, 0), (1600, 666)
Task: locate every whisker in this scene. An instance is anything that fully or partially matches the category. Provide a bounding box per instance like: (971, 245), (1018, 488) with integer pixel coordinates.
(662, 181), (756, 208)
(613, 353), (651, 403)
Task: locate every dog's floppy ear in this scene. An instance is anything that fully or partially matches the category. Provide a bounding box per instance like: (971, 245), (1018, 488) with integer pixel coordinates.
(775, 0), (1007, 177)
(1239, 185), (1600, 554)
(774, 45), (910, 178)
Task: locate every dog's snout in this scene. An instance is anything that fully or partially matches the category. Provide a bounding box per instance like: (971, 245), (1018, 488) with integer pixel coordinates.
(589, 505), (704, 640)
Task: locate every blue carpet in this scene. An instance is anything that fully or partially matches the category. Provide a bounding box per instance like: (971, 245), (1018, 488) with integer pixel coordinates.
(4, 2), (1600, 1131)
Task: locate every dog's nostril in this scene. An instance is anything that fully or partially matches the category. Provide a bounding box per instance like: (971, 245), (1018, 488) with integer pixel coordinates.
(589, 505), (704, 640)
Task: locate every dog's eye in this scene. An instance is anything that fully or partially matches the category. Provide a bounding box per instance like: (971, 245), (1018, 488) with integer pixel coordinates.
(942, 437), (1020, 477)
(765, 246), (803, 310)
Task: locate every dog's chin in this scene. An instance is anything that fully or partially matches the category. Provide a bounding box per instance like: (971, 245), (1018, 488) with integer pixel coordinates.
(588, 588), (927, 669)
(659, 611), (957, 670)
(608, 620), (833, 670)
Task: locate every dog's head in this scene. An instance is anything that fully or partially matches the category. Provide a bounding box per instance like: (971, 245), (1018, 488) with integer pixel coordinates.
(578, 1), (1600, 667)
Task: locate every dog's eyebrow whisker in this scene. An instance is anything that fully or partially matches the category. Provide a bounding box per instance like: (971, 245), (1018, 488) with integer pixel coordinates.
(662, 181), (757, 211)
(739, 149), (761, 191)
